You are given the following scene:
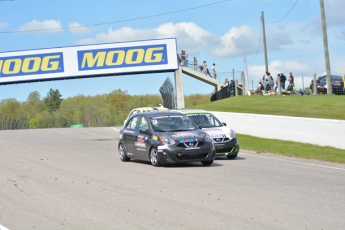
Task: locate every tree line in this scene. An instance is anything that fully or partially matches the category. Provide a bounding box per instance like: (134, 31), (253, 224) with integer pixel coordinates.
(0, 88), (210, 129)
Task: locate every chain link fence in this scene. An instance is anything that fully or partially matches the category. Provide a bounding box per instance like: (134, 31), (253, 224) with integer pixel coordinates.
(0, 113), (30, 130)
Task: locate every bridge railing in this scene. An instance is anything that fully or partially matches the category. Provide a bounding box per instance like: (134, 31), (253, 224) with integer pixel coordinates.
(180, 59), (216, 79)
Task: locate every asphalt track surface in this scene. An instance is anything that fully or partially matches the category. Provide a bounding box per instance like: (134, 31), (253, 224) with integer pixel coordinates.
(1, 127), (345, 230)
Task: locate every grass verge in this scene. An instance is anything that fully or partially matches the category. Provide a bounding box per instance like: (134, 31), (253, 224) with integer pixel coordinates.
(186, 95), (345, 120)
(237, 134), (345, 164)
(185, 94), (345, 163)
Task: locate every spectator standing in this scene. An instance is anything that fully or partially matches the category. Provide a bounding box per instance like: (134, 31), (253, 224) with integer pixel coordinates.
(180, 50), (188, 67)
(280, 72), (287, 90)
(262, 72), (269, 88)
(212, 63), (217, 79)
(309, 80), (314, 94)
(202, 61), (207, 75)
(193, 57), (198, 71)
(289, 72), (294, 84)
(287, 72), (295, 92)
(275, 73), (281, 91)
(229, 79), (235, 96)
(268, 72), (274, 91)
(262, 71), (274, 91)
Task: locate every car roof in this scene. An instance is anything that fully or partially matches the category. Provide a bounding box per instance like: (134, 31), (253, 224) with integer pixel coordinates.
(318, 75), (343, 79)
(131, 110), (183, 117)
(134, 106), (169, 112)
(178, 109), (210, 114)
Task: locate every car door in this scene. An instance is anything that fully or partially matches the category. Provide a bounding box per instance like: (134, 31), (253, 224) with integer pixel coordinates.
(133, 115), (151, 160)
(122, 115), (139, 157)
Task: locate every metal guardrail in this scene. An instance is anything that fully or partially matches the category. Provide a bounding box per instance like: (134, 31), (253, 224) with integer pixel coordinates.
(0, 113), (29, 130)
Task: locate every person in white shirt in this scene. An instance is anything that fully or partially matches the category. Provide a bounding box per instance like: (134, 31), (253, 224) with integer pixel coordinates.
(193, 57), (198, 71)
(212, 63), (217, 79)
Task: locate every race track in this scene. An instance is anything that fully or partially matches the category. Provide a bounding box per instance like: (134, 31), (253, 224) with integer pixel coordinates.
(0, 128), (344, 230)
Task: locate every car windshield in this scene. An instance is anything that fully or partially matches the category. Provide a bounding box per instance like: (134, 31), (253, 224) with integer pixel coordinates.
(332, 76), (343, 82)
(185, 113), (222, 128)
(150, 115), (197, 132)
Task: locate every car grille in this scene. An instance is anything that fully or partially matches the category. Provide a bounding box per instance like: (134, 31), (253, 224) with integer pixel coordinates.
(175, 152), (209, 160)
(176, 142), (205, 148)
(216, 146), (235, 153)
(213, 137), (230, 143)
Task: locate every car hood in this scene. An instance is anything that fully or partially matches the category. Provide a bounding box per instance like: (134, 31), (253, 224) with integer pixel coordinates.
(202, 127), (231, 137)
(161, 129), (207, 140)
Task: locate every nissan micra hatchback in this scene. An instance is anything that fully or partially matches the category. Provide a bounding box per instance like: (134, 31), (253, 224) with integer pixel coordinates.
(118, 110), (216, 166)
(179, 110), (239, 159)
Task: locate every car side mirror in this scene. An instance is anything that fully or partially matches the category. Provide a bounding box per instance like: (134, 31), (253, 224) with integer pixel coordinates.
(139, 128), (149, 134)
(222, 122), (227, 126)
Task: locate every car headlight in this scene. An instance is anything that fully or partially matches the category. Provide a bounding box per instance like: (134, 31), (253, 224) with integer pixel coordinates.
(230, 129), (236, 139)
(160, 136), (175, 145)
(205, 134), (213, 142)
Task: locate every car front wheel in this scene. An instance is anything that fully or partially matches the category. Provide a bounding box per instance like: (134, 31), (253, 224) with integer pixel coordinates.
(201, 160), (213, 166)
(118, 142), (130, 162)
(149, 147), (161, 167)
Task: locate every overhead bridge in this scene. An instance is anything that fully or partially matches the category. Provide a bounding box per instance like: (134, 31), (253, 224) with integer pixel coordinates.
(174, 66), (221, 109)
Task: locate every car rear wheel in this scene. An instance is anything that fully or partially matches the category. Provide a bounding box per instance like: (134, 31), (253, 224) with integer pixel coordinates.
(201, 160), (213, 166)
(150, 147), (161, 167)
(226, 153), (238, 159)
(118, 142), (130, 162)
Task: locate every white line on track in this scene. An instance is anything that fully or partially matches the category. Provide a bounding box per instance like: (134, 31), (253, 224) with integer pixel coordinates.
(109, 127), (345, 171)
(241, 152), (345, 171)
(0, 224), (10, 230)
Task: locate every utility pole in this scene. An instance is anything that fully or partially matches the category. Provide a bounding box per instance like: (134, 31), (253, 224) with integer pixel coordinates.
(244, 57), (249, 95)
(320, 0), (332, 94)
(261, 11), (269, 73)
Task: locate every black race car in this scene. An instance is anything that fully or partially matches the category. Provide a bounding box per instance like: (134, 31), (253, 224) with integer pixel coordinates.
(118, 110), (216, 166)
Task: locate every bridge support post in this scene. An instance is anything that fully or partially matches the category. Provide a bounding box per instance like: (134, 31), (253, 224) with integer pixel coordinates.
(174, 67), (185, 109)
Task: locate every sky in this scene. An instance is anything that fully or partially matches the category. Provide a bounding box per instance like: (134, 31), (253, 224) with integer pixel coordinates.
(0, 0), (344, 102)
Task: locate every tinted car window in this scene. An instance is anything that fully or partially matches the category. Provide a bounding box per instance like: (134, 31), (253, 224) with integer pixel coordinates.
(150, 115), (196, 132)
(332, 76), (343, 82)
(319, 77), (326, 85)
(139, 116), (149, 130)
(126, 116), (139, 130)
(186, 113), (222, 127)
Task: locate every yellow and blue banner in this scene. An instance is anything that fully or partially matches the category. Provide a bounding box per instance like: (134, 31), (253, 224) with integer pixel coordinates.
(0, 38), (178, 84)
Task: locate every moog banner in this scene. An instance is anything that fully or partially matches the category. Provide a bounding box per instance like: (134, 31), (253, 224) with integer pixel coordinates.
(0, 38), (178, 84)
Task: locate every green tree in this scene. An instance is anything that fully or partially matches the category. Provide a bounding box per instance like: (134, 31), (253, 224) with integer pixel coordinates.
(44, 88), (63, 113)
(0, 98), (21, 118)
(27, 91), (41, 104)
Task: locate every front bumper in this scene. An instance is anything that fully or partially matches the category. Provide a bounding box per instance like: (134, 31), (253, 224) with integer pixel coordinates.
(214, 137), (240, 156)
(157, 142), (216, 164)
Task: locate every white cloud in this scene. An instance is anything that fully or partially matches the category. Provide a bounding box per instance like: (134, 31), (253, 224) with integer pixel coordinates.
(0, 22), (9, 31)
(309, 0), (345, 35)
(75, 22), (292, 59)
(68, 22), (91, 35)
(17, 20), (63, 34)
